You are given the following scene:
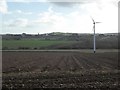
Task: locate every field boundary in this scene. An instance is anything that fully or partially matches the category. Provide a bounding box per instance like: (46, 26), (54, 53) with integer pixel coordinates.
(1, 49), (118, 53)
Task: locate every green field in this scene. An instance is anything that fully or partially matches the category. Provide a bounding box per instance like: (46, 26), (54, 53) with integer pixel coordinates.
(2, 40), (76, 50)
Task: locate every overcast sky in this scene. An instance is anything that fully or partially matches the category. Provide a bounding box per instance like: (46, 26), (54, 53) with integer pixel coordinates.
(0, 0), (119, 34)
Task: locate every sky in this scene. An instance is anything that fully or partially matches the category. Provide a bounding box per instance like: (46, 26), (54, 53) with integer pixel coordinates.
(0, 0), (119, 34)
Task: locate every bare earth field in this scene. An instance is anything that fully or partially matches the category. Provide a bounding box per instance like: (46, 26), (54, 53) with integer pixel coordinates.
(2, 50), (119, 89)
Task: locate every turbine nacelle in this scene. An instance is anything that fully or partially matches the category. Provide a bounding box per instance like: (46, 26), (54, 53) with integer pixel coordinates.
(93, 22), (101, 25)
(91, 17), (101, 24)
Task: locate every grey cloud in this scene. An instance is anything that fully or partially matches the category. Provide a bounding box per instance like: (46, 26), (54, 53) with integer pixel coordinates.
(47, 0), (119, 8)
(47, 0), (96, 7)
(49, 2), (80, 7)
(7, 18), (29, 27)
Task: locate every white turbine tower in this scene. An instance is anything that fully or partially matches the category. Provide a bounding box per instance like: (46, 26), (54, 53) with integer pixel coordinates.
(91, 18), (101, 53)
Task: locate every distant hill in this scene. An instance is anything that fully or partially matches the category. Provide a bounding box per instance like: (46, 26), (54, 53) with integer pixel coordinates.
(2, 32), (119, 49)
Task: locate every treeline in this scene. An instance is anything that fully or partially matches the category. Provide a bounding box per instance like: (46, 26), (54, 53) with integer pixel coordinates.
(2, 33), (119, 49)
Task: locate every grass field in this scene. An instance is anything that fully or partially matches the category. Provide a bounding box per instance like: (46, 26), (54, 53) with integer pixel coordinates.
(2, 40), (76, 50)
(2, 51), (119, 89)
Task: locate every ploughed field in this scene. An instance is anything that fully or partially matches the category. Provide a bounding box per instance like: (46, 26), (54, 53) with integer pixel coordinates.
(2, 51), (119, 89)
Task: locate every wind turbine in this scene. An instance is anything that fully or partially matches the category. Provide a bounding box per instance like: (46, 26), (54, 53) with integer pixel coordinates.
(91, 18), (101, 53)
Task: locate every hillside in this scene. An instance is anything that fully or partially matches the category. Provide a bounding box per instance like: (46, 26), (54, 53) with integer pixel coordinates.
(2, 32), (119, 50)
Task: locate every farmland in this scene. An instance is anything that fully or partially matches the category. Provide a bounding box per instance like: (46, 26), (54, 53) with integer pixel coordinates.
(2, 50), (119, 89)
(2, 40), (77, 50)
(2, 33), (118, 50)
(1, 33), (119, 89)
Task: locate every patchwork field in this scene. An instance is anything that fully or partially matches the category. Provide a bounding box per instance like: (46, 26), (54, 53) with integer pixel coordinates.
(2, 40), (76, 50)
(2, 33), (118, 50)
(2, 50), (119, 89)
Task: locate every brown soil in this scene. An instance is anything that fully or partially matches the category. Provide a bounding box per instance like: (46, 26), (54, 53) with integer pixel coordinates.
(2, 51), (119, 89)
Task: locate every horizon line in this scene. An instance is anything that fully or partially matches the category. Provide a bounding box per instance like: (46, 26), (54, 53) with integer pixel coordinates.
(0, 32), (119, 35)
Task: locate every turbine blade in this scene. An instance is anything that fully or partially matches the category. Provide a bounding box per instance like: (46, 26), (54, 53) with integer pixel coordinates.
(96, 22), (101, 23)
(92, 18), (95, 23)
(90, 16), (95, 23)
